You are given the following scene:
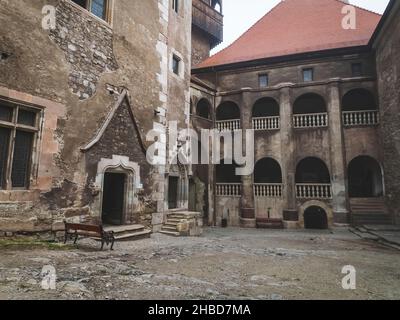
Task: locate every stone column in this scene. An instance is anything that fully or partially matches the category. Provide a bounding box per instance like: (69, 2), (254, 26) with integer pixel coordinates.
(328, 80), (349, 224)
(279, 85), (298, 226)
(240, 90), (256, 228)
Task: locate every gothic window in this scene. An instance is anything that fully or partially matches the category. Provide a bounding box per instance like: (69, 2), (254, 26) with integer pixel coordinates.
(0, 100), (41, 190)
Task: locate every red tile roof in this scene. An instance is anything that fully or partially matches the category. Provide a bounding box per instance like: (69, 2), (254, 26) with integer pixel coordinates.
(195, 0), (382, 69)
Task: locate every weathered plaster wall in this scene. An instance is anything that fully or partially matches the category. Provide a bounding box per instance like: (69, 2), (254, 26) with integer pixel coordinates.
(0, 0), (191, 232)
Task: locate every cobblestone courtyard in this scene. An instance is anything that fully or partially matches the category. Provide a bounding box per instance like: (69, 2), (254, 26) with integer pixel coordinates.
(0, 228), (399, 300)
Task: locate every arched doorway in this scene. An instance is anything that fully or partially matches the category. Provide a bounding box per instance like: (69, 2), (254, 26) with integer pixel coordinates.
(254, 158), (282, 183)
(196, 98), (211, 119)
(348, 156), (384, 198)
(252, 97), (280, 130)
(94, 155), (142, 226)
(341, 89), (379, 126)
(342, 88), (377, 112)
(296, 157), (331, 184)
(216, 101), (240, 121)
(216, 159), (241, 184)
(293, 93), (327, 128)
(102, 171), (126, 225)
(252, 97), (280, 118)
(295, 157), (331, 199)
(304, 206), (328, 229)
(293, 93), (326, 114)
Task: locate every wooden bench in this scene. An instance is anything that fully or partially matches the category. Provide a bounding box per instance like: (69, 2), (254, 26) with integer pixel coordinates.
(64, 221), (115, 250)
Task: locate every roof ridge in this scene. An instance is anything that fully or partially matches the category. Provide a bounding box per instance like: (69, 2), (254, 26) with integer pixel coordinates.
(333, 0), (383, 16)
(206, 0), (285, 61)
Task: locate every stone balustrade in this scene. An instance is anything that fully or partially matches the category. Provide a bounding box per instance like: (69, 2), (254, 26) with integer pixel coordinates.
(296, 183), (332, 199)
(216, 183), (242, 197)
(252, 116), (280, 131)
(342, 110), (379, 127)
(216, 119), (241, 131)
(293, 113), (328, 128)
(254, 183), (283, 197)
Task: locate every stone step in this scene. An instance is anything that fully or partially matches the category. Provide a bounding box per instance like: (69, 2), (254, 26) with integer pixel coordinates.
(166, 218), (183, 223)
(114, 230), (152, 241)
(351, 214), (393, 226)
(168, 215), (189, 220)
(162, 225), (178, 232)
(159, 230), (180, 237)
(165, 221), (179, 226)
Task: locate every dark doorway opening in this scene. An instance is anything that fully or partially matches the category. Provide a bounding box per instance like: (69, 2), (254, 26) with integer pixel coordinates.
(102, 172), (126, 225)
(304, 206), (328, 229)
(348, 156), (383, 198)
(168, 176), (179, 209)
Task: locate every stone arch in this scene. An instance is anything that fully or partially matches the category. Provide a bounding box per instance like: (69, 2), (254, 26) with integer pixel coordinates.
(299, 200), (333, 229)
(295, 157), (331, 183)
(254, 157), (282, 183)
(216, 101), (240, 121)
(348, 155), (384, 198)
(196, 98), (212, 119)
(293, 93), (327, 114)
(252, 97), (280, 118)
(216, 159), (241, 183)
(342, 88), (377, 112)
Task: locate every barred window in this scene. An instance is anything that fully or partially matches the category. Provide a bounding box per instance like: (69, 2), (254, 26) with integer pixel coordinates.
(0, 100), (41, 190)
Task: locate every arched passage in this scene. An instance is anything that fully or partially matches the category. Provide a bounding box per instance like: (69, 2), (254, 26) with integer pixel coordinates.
(293, 93), (326, 114)
(216, 159), (241, 183)
(348, 156), (384, 198)
(216, 101), (240, 121)
(342, 89), (377, 112)
(196, 98), (211, 119)
(254, 158), (282, 183)
(304, 206), (328, 229)
(296, 157), (331, 183)
(252, 97), (280, 118)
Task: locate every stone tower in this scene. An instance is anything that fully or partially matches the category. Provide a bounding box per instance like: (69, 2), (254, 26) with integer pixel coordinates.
(191, 0), (224, 66)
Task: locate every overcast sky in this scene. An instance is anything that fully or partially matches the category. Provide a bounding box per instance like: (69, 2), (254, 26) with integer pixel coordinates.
(211, 0), (390, 54)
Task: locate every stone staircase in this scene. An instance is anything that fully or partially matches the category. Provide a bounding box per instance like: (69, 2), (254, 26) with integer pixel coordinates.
(160, 211), (203, 237)
(104, 224), (152, 241)
(350, 198), (393, 226)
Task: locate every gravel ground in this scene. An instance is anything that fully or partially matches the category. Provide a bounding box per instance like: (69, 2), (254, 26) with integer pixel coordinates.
(0, 227), (399, 300)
